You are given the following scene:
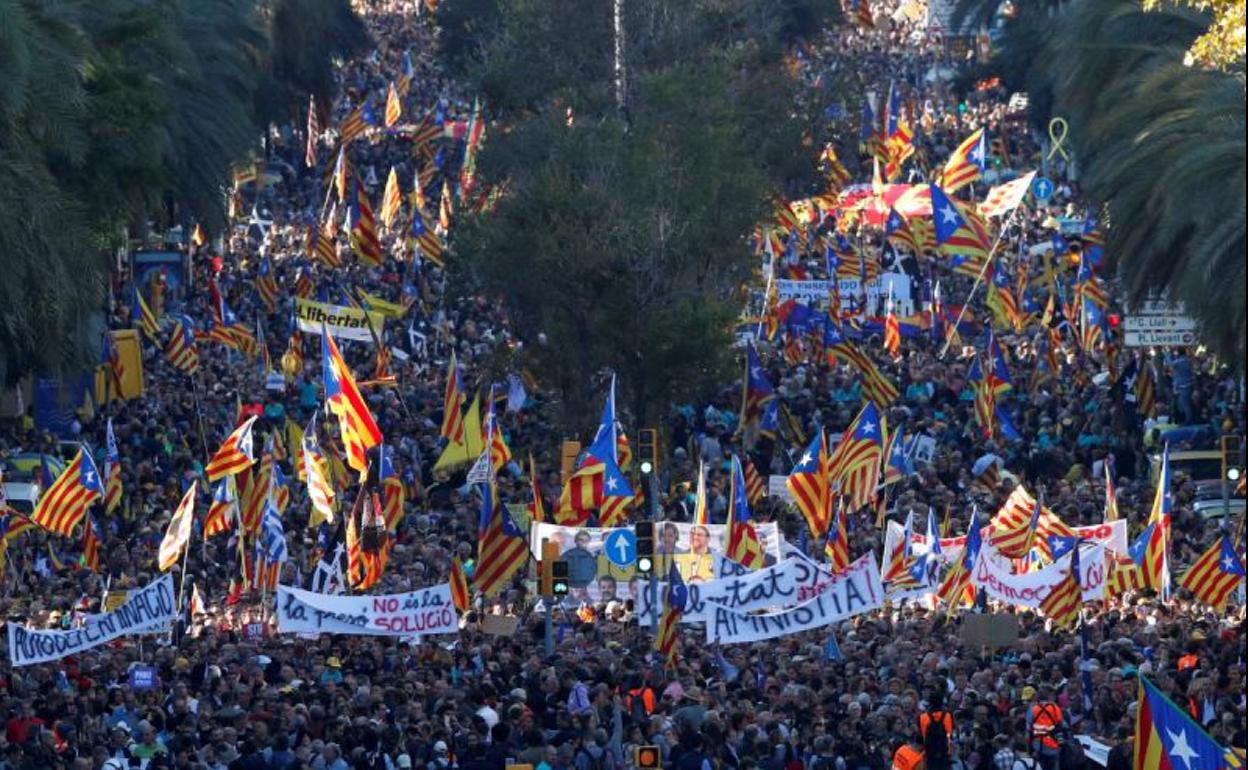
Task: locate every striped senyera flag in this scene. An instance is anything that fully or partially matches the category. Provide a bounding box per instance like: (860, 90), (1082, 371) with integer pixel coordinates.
(305, 94), (320, 168)
(104, 419), (123, 514)
(205, 478), (237, 538)
(1038, 544), (1082, 630)
(450, 555), (471, 613)
(440, 352), (466, 444)
(654, 561), (687, 668)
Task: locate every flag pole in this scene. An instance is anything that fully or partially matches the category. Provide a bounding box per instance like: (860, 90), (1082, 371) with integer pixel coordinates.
(939, 204), (1026, 359)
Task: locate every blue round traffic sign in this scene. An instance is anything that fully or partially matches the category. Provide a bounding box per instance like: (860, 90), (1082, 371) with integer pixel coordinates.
(603, 529), (637, 567)
(1032, 176), (1054, 202)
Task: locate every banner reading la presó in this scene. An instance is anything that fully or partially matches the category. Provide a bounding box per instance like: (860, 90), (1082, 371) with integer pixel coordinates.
(705, 554), (884, 645)
(276, 583), (458, 636)
(294, 297), (386, 343)
(7, 574), (177, 667)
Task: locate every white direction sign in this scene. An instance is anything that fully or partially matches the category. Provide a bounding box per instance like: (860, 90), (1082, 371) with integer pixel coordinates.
(1124, 330), (1197, 347)
(1123, 315), (1197, 333)
(1133, 299), (1188, 315)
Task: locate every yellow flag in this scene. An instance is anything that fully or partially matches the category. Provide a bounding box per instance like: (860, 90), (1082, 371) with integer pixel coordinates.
(381, 167), (402, 228)
(434, 394), (485, 471)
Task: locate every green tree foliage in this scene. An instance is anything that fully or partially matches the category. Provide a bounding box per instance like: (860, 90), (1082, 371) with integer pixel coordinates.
(0, 0), (365, 382)
(449, 0), (842, 428)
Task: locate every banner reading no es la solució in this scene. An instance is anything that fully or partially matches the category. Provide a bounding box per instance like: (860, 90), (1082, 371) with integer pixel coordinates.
(7, 574), (177, 667)
(275, 584), (458, 637)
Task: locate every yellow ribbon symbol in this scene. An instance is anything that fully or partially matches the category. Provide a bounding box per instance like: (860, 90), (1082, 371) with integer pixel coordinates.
(1048, 117), (1070, 162)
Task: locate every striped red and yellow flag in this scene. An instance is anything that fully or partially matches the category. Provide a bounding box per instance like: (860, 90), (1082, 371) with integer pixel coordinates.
(825, 501), (850, 572)
(825, 402), (886, 513)
(339, 105), (366, 145)
(31, 448), (104, 537)
(989, 485), (1075, 561)
(321, 327), (383, 476)
(827, 339), (898, 406)
(205, 416), (258, 482)
(158, 482), (197, 572)
(786, 429), (833, 540)
(450, 555), (471, 613)
(742, 456), (766, 507)
(526, 454), (546, 524)
(380, 166), (403, 228)
(440, 352), (467, 444)
(205, 478), (237, 538)
(475, 482), (529, 597)
(350, 181), (384, 267)
(385, 82), (402, 127)
(655, 562), (687, 668)
(81, 514), (103, 573)
(1038, 545), (1082, 630)
(1178, 536), (1244, 610)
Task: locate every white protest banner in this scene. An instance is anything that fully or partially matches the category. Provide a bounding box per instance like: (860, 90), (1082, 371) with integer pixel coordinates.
(705, 555), (884, 644)
(767, 475), (793, 502)
(7, 574), (177, 667)
(275, 583), (458, 637)
(972, 543), (1107, 610)
(881, 519), (1128, 571)
(638, 558), (831, 626)
(294, 297), (386, 343)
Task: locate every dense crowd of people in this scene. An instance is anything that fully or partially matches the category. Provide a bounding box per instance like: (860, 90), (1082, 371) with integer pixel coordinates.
(1, 1), (1244, 769)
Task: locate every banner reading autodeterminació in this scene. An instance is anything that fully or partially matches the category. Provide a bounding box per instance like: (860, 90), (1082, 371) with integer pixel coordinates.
(7, 574), (177, 667)
(294, 298), (386, 342)
(705, 554), (884, 644)
(275, 583), (458, 636)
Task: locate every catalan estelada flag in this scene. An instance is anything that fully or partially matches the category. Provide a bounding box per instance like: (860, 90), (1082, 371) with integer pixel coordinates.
(81, 514), (103, 572)
(824, 324), (898, 406)
(937, 508), (982, 610)
(825, 500), (850, 572)
(726, 455), (764, 570)
(989, 484), (1075, 561)
(1134, 675), (1242, 769)
(825, 401), (886, 513)
(164, 314), (200, 375)
(655, 561), (687, 668)
(380, 446), (405, 532)
(205, 415), (258, 481)
(1178, 536), (1244, 610)
(205, 478), (237, 538)
(931, 183), (990, 277)
(255, 257), (279, 313)
(940, 128), (986, 194)
(32, 448), (104, 537)
(474, 480), (528, 597)
(321, 325), (383, 477)
(787, 428), (833, 540)
(104, 418), (123, 514)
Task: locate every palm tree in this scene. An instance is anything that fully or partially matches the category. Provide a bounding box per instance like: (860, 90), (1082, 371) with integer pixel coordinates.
(1042, 0), (1245, 364)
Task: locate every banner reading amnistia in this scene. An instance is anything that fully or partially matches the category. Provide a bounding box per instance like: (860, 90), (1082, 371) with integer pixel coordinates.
(7, 574), (177, 667)
(705, 554), (884, 645)
(294, 298), (386, 343)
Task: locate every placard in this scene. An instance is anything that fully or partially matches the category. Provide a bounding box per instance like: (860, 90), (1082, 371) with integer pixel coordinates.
(482, 615), (520, 637)
(767, 475), (793, 502)
(959, 613), (1019, 649)
(7, 574), (177, 667)
(128, 665), (159, 691)
(294, 297), (386, 342)
(705, 555), (883, 645)
(275, 583), (458, 637)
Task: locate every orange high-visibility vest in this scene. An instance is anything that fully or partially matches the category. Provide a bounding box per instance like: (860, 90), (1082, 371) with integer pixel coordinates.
(1031, 703), (1063, 750)
(892, 744), (925, 770)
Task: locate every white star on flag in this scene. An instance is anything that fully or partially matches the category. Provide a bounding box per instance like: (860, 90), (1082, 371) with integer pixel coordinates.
(940, 206), (958, 225)
(1166, 727), (1197, 770)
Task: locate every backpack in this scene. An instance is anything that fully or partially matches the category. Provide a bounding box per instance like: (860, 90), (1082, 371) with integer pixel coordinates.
(577, 747), (604, 770)
(921, 712), (951, 765)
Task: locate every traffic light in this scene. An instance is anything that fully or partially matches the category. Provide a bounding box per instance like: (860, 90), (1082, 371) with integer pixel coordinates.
(551, 561), (570, 597)
(540, 540), (560, 597)
(635, 521), (654, 576)
(638, 429), (659, 475)
(636, 746), (661, 769)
